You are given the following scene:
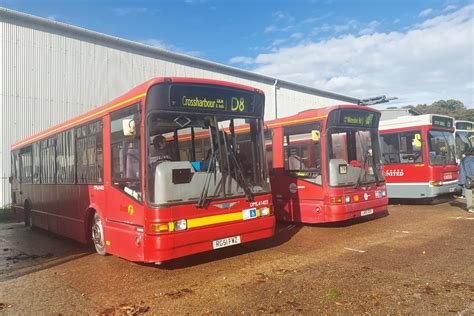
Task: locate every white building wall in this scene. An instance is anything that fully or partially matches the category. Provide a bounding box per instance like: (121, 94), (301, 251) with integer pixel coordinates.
(0, 9), (357, 206)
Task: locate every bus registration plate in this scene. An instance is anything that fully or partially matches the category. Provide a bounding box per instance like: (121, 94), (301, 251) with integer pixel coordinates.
(361, 209), (374, 216)
(213, 236), (241, 249)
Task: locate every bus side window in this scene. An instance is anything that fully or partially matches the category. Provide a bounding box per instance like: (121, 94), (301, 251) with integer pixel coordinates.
(264, 129), (273, 174)
(76, 120), (103, 184)
(110, 104), (141, 201)
(381, 133), (400, 164)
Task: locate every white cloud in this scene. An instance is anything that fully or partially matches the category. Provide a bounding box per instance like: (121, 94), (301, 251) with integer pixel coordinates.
(418, 8), (433, 17)
(264, 25), (278, 33)
(359, 20), (380, 35)
(231, 5), (474, 106)
(444, 4), (457, 12)
(229, 56), (255, 65)
(393, 18), (400, 24)
(141, 39), (204, 58)
(272, 11), (294, 23)
(113, 7), (158, 16)
(290, 32), (304, 39)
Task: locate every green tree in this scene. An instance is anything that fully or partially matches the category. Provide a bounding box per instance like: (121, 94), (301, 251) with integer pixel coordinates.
(399, 100), (474, 121)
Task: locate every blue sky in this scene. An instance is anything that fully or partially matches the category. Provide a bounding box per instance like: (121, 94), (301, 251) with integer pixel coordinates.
(3, 0), (474, 106)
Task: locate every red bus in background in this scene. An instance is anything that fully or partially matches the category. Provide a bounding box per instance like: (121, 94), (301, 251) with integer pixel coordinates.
(264, 105), (388, 223)
(10, 77), (274, 263)
(379, 114), (458, 199)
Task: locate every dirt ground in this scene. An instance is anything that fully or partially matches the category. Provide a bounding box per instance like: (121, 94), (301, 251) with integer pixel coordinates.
(0, 200), (473, 315)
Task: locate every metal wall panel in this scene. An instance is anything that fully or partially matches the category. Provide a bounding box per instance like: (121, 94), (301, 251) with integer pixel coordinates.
(0, 11), (357, 206)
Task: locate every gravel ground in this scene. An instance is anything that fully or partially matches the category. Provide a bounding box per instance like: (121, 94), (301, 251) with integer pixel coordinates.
(0, 201), (473, 314)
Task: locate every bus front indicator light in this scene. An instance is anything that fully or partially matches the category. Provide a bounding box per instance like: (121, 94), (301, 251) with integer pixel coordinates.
(430, 181), (443, 187)
(353, 195), (359, 202)
(150, 223), (171, 233)
(330, 196), (343, 204)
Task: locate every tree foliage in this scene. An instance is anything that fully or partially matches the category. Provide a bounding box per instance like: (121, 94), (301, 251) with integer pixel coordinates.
(401, 99), (474, 121)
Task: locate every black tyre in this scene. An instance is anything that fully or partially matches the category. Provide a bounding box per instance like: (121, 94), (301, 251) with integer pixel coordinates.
(91, 213), (106, 256)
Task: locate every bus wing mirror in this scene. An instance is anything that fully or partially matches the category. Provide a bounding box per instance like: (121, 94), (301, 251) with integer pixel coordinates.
(311, 130), (320, 142)
(123, 119), (137, 136)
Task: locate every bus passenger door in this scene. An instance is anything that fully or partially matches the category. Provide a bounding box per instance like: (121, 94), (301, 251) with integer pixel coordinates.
(105, 104), (144, 261)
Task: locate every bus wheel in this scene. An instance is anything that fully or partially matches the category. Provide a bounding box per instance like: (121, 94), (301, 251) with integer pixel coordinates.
(91, 213), (106, 256)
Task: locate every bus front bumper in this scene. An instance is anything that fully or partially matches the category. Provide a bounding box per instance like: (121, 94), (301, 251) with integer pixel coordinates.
(142, 216), (275, 263)
(386, 181), (459, 198)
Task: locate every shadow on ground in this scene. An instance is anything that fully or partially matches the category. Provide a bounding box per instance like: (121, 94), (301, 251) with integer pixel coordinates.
(0, 222), (92, 282)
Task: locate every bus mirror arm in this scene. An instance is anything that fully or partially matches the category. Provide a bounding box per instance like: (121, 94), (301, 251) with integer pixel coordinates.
(8, 176), (12, 184)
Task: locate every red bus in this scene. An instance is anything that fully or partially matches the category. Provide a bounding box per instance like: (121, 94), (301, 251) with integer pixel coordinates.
(263, 105), (388, 223)
(10, 77), (274, 263)
(379, 114), (458, 199)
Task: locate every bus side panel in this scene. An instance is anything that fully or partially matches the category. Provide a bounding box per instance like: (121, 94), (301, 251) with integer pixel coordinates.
(383, 163), (430, 198)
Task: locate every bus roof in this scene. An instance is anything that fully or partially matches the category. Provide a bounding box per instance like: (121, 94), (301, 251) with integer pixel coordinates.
(379, 113), (454, 131)
(12, 77), (263, 150)
(264, 104), (380, 128)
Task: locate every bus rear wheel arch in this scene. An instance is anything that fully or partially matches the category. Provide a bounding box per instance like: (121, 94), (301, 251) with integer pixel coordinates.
(90, 211), (107, 256)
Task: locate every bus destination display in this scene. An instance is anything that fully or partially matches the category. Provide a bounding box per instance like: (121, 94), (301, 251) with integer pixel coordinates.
(169, 84), (255, 114)
(432, 116), (453, 129)
(455, 122), (472, 130)
(339, 110), (376, 127)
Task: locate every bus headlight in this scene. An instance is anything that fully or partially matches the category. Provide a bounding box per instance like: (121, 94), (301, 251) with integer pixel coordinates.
(382, 190), (387, 197)
(174, 219), (187, 231)
(345, 196), (351, 204)
(260, 207), (270, 216)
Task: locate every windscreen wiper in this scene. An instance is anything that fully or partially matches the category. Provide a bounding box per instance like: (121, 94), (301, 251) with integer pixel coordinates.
(228, 147), (254, 202)
(196, 151), (217, 208)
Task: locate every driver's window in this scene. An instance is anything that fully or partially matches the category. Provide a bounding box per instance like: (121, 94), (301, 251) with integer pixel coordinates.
(110, 104), (141, 201)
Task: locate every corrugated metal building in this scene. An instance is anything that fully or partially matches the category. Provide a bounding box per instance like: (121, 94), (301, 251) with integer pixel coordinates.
(0, 8), (360, 207)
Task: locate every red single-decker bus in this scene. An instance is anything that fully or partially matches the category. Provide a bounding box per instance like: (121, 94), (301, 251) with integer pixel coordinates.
(379, 114), (458, 199)
(10, 77), (275, 263)
(264, 105), (388, 223)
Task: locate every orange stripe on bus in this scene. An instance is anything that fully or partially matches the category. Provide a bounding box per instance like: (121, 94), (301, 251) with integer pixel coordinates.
(266, 115), (328, 128)
(12, 92), (147, 149)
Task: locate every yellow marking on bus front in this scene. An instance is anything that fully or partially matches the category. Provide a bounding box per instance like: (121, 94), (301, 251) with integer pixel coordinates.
(187, 211), (244, 229)
(12, 92), (147, 149)
(415, 164), (425, 167)
(127, 205), (134, 216)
